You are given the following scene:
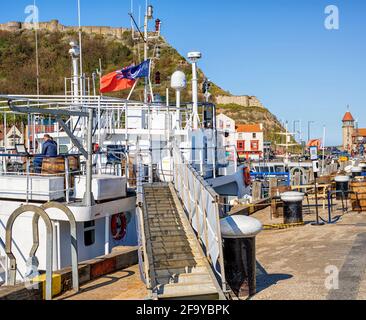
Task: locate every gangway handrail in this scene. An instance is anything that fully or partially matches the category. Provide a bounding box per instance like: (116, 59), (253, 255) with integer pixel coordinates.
(172, 145), (227, 293)
(135, 148), (153, 298)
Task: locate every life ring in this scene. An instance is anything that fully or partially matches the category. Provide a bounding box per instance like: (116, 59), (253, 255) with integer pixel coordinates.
(243, 167), (252, 187)
(111, 213), (127, 241)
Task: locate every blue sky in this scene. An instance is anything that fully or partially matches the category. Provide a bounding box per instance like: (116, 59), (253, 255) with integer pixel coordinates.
(1, 0), (366, 145)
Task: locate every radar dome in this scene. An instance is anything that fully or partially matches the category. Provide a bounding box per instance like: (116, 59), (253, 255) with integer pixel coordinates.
(171, 71), (186, 91)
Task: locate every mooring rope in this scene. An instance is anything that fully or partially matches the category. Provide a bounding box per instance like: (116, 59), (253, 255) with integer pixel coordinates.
(263, 222), (305, 230)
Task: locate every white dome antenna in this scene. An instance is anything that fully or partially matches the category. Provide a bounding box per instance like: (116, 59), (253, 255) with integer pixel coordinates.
(171, 71), (187, 91)
(171, 71), (187, 130)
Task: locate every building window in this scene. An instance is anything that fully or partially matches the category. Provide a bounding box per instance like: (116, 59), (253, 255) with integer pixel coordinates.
(237, 141), (245, 151)
(253, 133), (257, 139)
(84, 220), (96, 247)
(251, 140), (259, 151)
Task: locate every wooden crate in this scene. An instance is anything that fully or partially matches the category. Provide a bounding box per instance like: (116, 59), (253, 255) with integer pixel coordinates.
(350, 180), (366, 212)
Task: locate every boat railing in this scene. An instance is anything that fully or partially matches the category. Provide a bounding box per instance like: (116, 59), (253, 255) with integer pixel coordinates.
(0, 236), (7, 286)
(0, 219), (27, 286)
(0, 153), (85, 204)
(172, 145), (227, 293)
(0, 149), (135, 204)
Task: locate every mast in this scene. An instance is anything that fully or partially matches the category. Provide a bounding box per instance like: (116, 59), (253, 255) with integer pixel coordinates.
(34, 0), (40, 98)
(77, 0), (83, 98)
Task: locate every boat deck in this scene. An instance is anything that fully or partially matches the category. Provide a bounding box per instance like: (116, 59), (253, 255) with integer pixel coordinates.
(56, 264), (147, 300)
(252, 201), (366, 300)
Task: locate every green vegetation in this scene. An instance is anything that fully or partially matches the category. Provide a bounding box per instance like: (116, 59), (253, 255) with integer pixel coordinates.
(0, 28), (290, 146)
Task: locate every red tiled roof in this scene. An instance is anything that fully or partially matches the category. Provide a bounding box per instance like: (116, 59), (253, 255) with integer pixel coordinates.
(352, 128), (366, 137)
(236, 124), (262, 133)
(343, 112), (354, 122)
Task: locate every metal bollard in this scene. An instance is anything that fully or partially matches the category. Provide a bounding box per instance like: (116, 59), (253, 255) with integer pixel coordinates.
(280, 192), (305, 224)
(220, 215), (262, 298)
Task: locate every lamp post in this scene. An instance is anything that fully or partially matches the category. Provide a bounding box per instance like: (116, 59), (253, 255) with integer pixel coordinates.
(322, 125), (326, 174)
(293, 120), (300, 142)
(308, 121), (315, 143)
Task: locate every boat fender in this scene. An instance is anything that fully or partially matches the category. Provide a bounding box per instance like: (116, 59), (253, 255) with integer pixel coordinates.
(111, 213), (127, 241)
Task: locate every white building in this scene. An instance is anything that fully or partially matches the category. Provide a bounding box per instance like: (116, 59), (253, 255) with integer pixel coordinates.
(0, 125), (24, 150)
(236, 124), (264, 160)
(217, 113), (236, 149)
(217, 113), (264, 161)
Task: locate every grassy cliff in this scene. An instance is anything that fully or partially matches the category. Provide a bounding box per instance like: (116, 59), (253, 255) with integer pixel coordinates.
(0, 27), (287, 145)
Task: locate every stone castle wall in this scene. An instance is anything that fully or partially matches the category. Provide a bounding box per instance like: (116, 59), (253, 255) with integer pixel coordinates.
(216, 95), (264, 108)
(0, 20), (130, 39)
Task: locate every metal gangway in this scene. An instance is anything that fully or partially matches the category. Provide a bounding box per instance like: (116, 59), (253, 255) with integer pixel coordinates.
(136, 145), (227, 300)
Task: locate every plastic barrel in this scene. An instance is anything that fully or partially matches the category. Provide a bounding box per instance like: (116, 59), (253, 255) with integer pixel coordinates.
(335, 176), (350, 200)
(220, 215), (262, 298)
(280, 192), (305, 224)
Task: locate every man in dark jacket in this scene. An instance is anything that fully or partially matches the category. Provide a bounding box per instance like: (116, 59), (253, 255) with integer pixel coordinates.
(34, 134), (58, 173)
(41, 134), (58, 157)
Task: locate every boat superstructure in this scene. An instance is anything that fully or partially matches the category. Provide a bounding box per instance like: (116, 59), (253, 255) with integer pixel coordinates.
(0, 3), (250, 299)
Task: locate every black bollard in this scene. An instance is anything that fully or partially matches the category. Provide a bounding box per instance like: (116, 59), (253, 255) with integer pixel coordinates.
(335, 175), (350, 200)
(352, 167), (362, 179)
(280, 192), (305, 224)
(220, 215), (262, 299)
(223, 237), (256, 298)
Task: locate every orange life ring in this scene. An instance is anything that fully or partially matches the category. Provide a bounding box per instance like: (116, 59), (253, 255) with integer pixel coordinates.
(111, 213), (127, 241)
(243, 167), (252, 187)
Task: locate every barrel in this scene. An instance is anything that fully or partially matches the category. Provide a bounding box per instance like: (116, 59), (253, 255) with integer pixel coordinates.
(41, 157), (65, 175)
(350, 180), (366, 211)
(281, 192), (305, 224)
(67, 156), (80, 173)
(335, 176), (350, 200)
(351, 167), (362, 179)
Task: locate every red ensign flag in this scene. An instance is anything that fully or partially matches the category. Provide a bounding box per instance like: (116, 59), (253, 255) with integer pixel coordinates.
(100, 71), (135, 93)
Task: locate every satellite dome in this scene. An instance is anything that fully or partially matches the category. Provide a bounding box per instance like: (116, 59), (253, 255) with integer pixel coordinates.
(171, 71), (186, 91)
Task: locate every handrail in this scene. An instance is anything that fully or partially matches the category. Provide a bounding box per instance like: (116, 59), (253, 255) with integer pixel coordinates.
(172, 145), (227, 293)
(135, 149), (153, 298)
(5, 205), (53, 300)
(0, 237), (7, 285)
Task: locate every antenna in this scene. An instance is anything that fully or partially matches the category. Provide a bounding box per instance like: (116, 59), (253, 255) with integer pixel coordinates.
(187, 52), (202, 130)
(33, 0), (40, 98)
(77, 0), (83, 97)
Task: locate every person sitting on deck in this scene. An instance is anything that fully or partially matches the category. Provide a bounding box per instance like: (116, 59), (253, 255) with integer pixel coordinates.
(34, 134), (58, 173)
(42, 134), (58, 157)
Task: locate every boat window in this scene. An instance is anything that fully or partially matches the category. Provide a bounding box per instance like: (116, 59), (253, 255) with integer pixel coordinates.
(84, 221), (96, 247)
(275, 166), (284, 173)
